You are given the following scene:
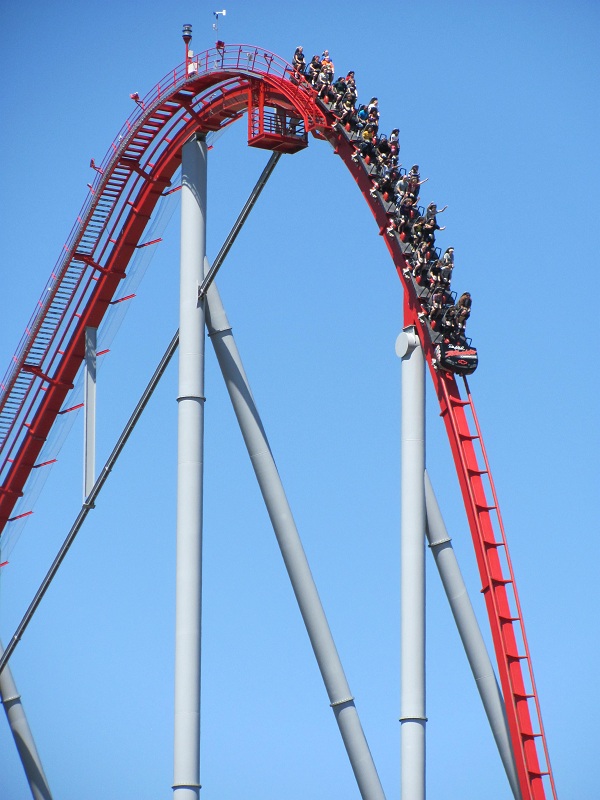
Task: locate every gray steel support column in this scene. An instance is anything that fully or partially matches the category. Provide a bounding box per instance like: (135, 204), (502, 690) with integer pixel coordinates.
(424, 472), (521, 800)
(205, 278), (386, 800)
(173, 134), (207, 800)
(0, 640), (53, 800)
(395, 327), (426, 800)
(83, 326), (97, 500)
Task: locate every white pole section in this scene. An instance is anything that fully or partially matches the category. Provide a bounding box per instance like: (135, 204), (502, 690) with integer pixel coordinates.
(0, 640), (53, 800)
(205, 279), (387, 800)
(83, 326), (97, 501)
(395, 327), (426, 800)
(173, 133), (207, 800)
(424, 472), (521, 800)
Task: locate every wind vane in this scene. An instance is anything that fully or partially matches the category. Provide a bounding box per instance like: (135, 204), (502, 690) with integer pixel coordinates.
(213, 9), (226, 31)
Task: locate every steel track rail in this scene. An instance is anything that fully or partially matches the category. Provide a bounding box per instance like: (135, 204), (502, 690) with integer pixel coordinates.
(320, 122), (556, 799)
(0, 45), (556, 800)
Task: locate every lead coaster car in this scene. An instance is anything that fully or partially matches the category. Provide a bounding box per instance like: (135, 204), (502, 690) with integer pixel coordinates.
(434, 339), (478, 375)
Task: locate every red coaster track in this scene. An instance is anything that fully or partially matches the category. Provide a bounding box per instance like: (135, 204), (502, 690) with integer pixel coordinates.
(0, 43), (556, 800)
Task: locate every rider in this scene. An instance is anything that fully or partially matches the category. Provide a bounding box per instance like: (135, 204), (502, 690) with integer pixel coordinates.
(292, 46), (306, 75)
(321, 55), (334, 83)
(456, 292), (472, 331)
(441, 247), (455, 268)
(406, 165), (429, 200)
(307, 55), (322, 86)
(425, 202), (448, 223)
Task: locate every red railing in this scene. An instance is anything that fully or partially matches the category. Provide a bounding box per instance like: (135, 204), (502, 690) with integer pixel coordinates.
(0, 45), (557, 800)
(0, 46), (309, 459)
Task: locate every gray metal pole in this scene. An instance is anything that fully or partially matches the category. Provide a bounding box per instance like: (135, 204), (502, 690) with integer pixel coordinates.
(173, 133), (207, 800)
(395, 327), (426, 800)
(198, 153), (281, 299)
(83, 326), (97, 500)
(0, 640), (53, 800)
(424, 472), (521, 800)
(205, 278), (387, 800)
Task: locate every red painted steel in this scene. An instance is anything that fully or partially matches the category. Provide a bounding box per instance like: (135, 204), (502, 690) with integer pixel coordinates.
(0, 43), (556, 799)
(321, 128), (556, 800)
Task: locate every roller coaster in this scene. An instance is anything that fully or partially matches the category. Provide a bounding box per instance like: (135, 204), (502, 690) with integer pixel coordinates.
(0, 39), (557, 800)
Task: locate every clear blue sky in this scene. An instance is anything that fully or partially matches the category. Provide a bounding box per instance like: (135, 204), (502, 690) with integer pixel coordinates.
(1, 2), (598, 798)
